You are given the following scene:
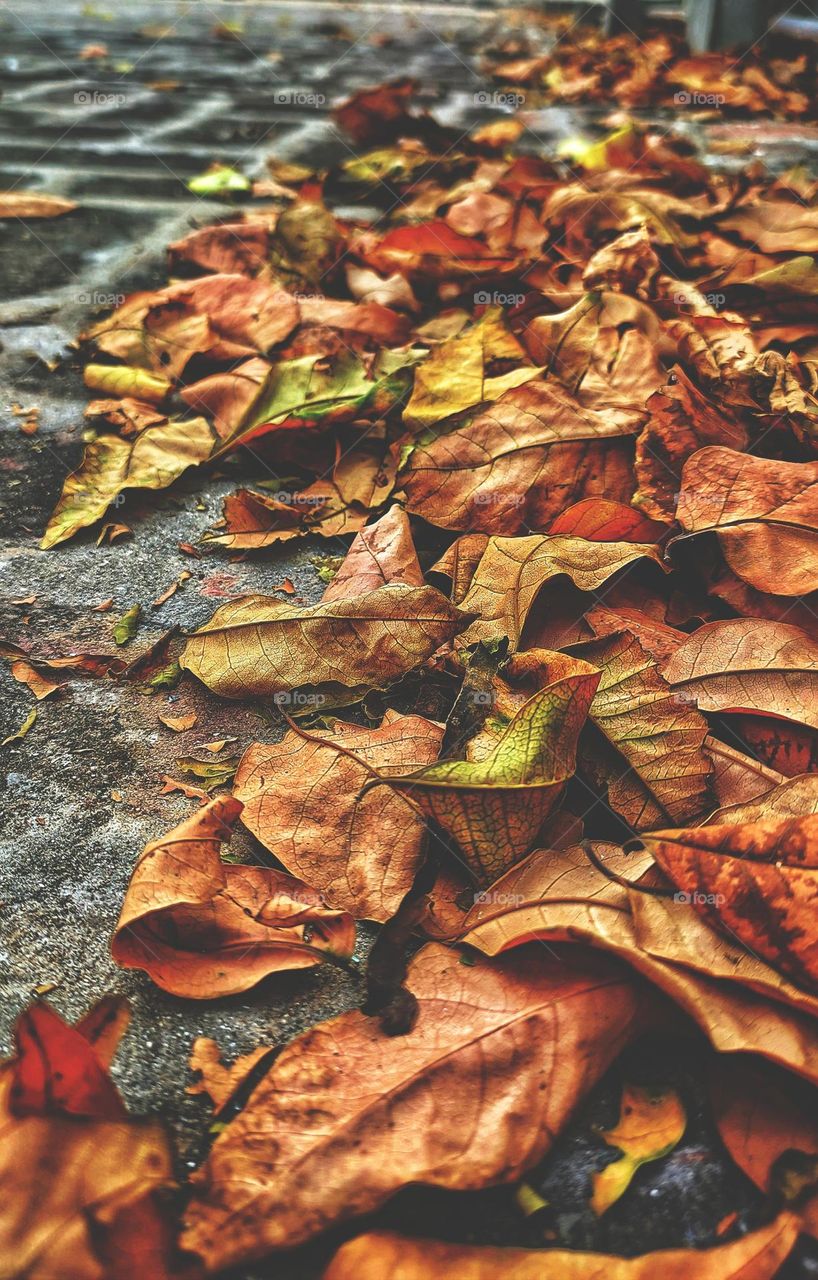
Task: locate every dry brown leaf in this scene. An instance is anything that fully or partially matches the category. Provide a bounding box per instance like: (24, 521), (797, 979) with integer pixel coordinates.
(711, 1057), (818, 1236)
(637, 812), (818, 991)
(10, 660), (59, 701)
(183, 943), (646, 1269)
(0, 191), (77, 218)
(158, 712), (197, 732)
(187, 1037), (273, 1114)
(661, 618), (818, 729)
(460, 843), (818, 1086)
(633, 368), (747, 521)
(572, 631), (713, 829)
(111, 795), (355, 996)
(321, 506), (423, 602)
(320, 1217), (799, 1280)
(234, 711), (444, 921)
(457, 535), (662, 648)
(674, 447), (818, 596)
(180, 583), (469, 702)
(400, 380), (636, 534)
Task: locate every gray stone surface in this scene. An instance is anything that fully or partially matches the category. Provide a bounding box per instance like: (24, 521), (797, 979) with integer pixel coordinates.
(2, 3), (818, 1275)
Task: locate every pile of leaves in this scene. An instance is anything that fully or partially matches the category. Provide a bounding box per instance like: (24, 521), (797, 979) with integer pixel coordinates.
(10, 73), (818, 1277)
(482, 15), (818, 117)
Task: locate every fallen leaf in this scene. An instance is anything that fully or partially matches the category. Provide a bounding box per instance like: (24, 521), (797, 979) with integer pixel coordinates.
(403, 308), (541, 429)
(235, 711), (445, 921)
(0, 998), (177, 1280)
(113, 603), (141, 646)
(320, 1217), (799, 1279)
(321, 506), (423, 602)
(710, 1057), (818, 1236)
(159, 775), (208, 803)
(0, 191), (77, 218)
(572, 631), (713, 829)
(158, 713), (197, 732)
(187, 1037), (273, 1114)
(674, 447), (818, 596)
(457, 535), (662, 648)
(400, 380), (637, 533)
(661, 619), (818, 729)
(187, 164), (250, 196)
(111, 795), (355, 996)
(460, 842), (818, 1085)
(375, 658), (600, 882)
(636, 812), (818, 992)
(2, 707), (37, 746)
(590, 1082), (686, 1215)
(183, 944), (645, 1267)
(180, 583), (468, 702)
(41, 417), (216, 548)
(10, 660), (59, 701)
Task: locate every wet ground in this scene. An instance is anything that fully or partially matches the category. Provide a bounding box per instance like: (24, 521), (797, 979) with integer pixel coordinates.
(2, 2), (818, 1275)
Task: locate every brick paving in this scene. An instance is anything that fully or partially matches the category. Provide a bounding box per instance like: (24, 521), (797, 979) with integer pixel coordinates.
(2, 3), (818, 1276)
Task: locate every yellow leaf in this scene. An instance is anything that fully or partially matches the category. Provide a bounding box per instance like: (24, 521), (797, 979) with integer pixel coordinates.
(590, 1082), (686, 1215)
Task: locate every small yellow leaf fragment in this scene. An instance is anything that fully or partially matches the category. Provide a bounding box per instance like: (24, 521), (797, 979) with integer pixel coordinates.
(3, 707), (37, 746)
(591, 1083), (686, 1216)
(159, 713), (198, 732)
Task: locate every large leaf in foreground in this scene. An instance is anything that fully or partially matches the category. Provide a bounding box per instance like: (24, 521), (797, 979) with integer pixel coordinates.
(41, 417), (216, 548)
(182, 943), (644, 1269)
(0, 1000), (176, 1280)
(180, 583), (469, 701)
(111, 796), (355, 997)
(234, 711), (444, 921)
(321, 1218), (799, 1280)
(379, 659), (600, 882)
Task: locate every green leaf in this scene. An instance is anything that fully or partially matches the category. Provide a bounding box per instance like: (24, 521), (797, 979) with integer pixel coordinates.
(187, 165), (251, 197)
(113, 605), (141, 646)
(378, 659), (600, 882)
